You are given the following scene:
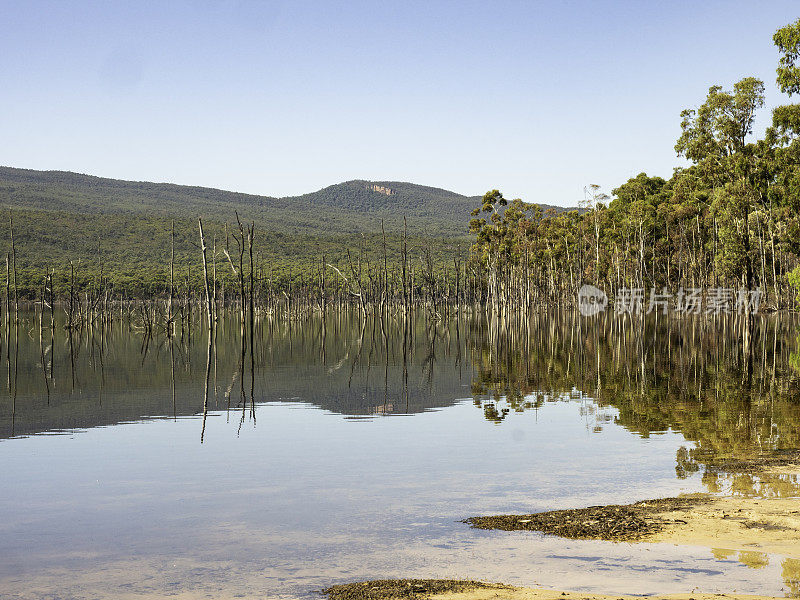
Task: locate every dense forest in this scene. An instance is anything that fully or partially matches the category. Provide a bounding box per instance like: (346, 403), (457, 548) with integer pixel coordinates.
(0, 168), (496, 236)
(0, 165), (571, 300)
(469, 19), (800, 311)
(0, 172), (489, 296)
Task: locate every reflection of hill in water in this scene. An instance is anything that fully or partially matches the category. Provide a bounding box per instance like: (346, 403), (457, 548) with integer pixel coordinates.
(0, 312), (471, 439)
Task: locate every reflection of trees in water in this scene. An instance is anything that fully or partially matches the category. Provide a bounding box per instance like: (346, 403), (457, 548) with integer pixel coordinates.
(0, 308), (476, 437)
(711, 549), (800, 596)
(784, 558), (800, 598)
(712, 549), (800, 597)
(699, 468), (800, 498)
(5, 305), (800, 496)
(468, 311), (800, 495)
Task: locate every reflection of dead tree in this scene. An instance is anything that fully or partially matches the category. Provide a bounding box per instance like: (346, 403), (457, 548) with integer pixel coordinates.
(39, 310), (51, 403)
(169, 338), (176, 420)
(8, 318), (18, 436)
(348, 317), (367, 388)
(201, 330), (212, 443)
(402, 316), (410, 412)
(224, 358), (240, 423)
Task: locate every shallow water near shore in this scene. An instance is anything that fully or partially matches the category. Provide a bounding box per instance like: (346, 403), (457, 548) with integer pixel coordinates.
(1, 309), (799, 598)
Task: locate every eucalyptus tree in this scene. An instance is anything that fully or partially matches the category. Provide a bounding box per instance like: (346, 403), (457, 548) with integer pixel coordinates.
(581, 184), (609, 287)
(469, 190), (507, 312)
(675, 77), (766, 290)
(469, 190), (543, 311)
(774, 18), (800, 97)
(771, 18), (800, 301)
(610, 173), (666, 289)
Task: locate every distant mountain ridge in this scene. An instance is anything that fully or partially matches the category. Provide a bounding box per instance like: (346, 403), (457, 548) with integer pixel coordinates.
(0, 166), (572, 237)
(0, 166), (577, 293)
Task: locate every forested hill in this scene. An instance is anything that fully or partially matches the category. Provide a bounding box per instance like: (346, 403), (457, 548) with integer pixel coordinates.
(0, 166), (569, 237)
(0, 166), (578, 295)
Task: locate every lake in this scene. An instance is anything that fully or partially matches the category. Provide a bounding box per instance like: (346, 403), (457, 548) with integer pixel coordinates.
(1, 309), (799, 599)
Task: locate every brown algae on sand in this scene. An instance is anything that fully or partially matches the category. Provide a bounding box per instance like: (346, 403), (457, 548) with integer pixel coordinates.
(323, 580), (791, 600)
(322, 579), (511, 600)
(464, 495), (712, 542)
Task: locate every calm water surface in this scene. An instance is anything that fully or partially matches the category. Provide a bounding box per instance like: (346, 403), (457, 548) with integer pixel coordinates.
(1, 310), (799, 599)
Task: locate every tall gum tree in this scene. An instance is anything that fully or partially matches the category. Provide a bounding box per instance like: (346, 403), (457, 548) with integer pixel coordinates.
(772, 18), (800, 300)
(675, 77), (766, 290)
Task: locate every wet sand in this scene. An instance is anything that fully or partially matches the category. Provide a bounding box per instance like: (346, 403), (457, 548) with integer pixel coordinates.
(466, 494), (800, 558)
(645, 495), (800, 559)
(428, 589), (788, 600)
(465, 496), (711, 541)
(324, 579), (792, 600)
(326, 462), (800, 600)
(465, 457), (800, 558)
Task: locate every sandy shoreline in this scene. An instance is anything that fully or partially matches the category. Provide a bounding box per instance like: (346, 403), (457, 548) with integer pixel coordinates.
(464, 459), (800, 577)
(465, 491), (800, 560)
(645, 495), (800, 559)
(428, 589), (791, 600)
(325, 579), (795, 600)
(325, 462), (800, 600)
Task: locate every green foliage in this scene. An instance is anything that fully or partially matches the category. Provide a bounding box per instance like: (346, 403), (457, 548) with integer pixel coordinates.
(789, 265), (800, 307)
(0, 169), (575, 297)
(792, 333), (800, 377)
(0, 168), (484, 237)
(0, 207), (468, 298)
(676, 78), (765, 162)
(775, 18), (800, 96)
(468, 189), (541, 306)
(771, 104), (800, 141)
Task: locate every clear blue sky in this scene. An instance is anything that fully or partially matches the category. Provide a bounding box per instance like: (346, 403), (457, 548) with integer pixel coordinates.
(1, 0), (798, 206)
